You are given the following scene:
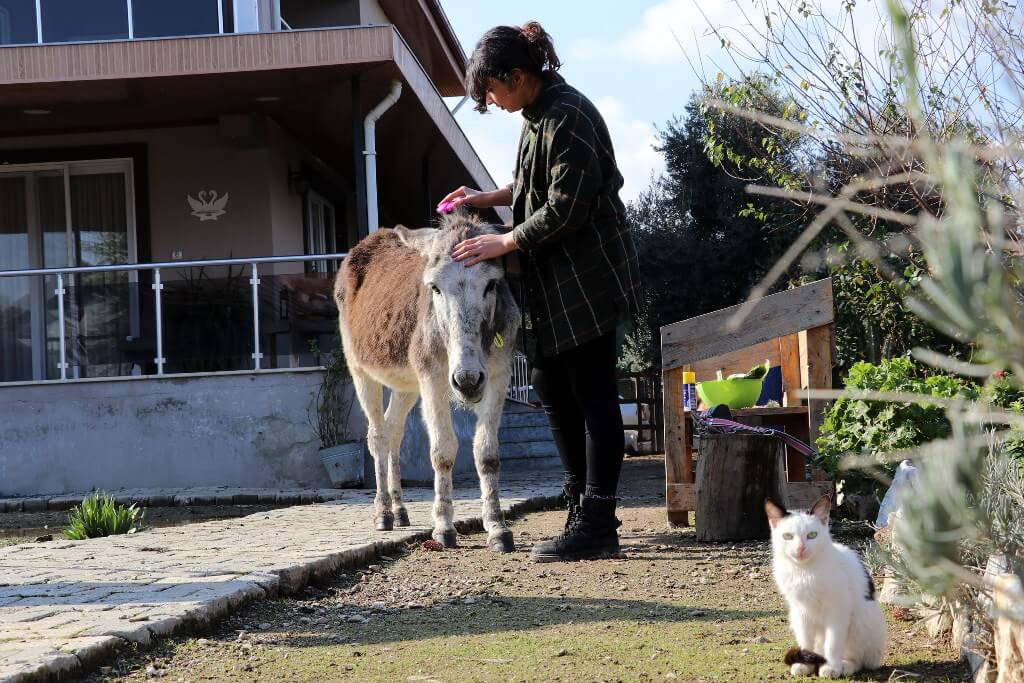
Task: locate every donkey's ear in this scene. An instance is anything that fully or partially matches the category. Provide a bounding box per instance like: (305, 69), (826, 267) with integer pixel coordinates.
(484, 279), (517, 351)
(393, 225), (437, 253)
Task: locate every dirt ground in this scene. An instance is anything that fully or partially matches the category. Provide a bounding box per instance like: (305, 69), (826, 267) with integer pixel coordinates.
(78, 457), (966, 682)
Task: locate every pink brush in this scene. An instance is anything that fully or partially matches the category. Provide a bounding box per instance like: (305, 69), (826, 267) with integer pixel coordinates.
(436, 200), (457, 215)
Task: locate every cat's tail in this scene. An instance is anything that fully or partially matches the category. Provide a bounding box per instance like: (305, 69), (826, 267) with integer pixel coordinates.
(784, 647), (827, 671)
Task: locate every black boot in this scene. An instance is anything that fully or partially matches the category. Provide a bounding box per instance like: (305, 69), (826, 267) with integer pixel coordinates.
(530, 495), (621, 562)
(559, 484), (582, 531)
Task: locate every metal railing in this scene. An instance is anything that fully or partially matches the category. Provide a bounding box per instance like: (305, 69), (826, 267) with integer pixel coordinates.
(0, 253), (347, 381)
(1, 254), (536, 403)
(507, 351), (532, 404)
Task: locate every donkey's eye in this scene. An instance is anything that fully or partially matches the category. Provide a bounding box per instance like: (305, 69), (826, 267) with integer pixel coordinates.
(484, 280), (497, 296)
(429, 284), (441, 295)
(782, 533), (793, 540)
(807, 531), (818, 539)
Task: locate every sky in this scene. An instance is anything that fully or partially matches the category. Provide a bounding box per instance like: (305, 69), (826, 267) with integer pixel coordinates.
(437, 0), (902, 203)
(438, 0), (720, 203)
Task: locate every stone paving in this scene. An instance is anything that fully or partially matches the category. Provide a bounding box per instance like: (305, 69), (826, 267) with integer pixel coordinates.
(0, 487), (351, 513)
(0, 478), (561, 682)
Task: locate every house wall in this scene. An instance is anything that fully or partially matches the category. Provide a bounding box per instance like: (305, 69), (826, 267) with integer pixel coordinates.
(0, 123), (323, 274)
(0, 370), (482, 497)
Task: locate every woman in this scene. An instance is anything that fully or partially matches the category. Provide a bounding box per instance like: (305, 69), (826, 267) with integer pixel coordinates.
(440, 21), (641, 562)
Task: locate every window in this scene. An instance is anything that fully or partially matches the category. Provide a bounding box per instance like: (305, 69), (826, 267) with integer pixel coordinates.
(5, 0), (229, 45)
(306, 191), (337, 275)
(132, 0), (221, 39)
(0, 0), (38, 45)
(40, 0), (128, 43)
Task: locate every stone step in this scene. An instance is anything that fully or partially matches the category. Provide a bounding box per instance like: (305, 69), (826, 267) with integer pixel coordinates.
(498, 425), (555, 444)
(499, 410), (549, 428)
(500, 440), (560, 460)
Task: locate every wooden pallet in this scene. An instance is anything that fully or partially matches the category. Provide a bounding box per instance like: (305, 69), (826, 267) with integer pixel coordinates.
(660, 279), (836, 527)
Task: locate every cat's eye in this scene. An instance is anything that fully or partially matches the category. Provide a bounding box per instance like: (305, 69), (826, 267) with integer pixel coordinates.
(807, 531), (818, 539)
(782, 533), (794, 540)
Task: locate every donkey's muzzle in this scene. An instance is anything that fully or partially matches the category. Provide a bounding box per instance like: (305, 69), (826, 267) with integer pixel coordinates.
(451, 370), (485, 402)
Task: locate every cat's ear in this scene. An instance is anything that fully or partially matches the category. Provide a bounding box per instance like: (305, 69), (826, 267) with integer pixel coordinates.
(765, 498), (788, 528)
(809, 494), (832, 525)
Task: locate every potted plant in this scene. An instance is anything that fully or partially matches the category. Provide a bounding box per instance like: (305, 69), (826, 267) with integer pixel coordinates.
(309, 338), (364, 487)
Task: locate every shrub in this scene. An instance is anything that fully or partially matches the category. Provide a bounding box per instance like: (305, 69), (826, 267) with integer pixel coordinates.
(64, 491), (145, 540)
(817, 358), (979, 495)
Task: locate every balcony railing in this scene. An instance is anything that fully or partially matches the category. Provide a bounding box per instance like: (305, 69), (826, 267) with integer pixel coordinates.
(0, 254), (532, 404)
(0, 254), (347, 383)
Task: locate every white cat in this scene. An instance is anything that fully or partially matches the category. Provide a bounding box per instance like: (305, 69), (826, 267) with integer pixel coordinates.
(765, 495), (888, 679)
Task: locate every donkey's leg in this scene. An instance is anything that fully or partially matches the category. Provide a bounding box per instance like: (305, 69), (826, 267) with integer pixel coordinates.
(420, 373), (458, 547)
(472, 355), (515, 552)
(383, 390), (418, 527)
(351, 368), (392, 531)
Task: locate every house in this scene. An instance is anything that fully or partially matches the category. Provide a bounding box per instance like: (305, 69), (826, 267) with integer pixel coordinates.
(0, 0), (554, 497)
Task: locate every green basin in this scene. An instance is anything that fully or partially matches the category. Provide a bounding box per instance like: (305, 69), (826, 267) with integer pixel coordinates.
(697, 378), (764, 409)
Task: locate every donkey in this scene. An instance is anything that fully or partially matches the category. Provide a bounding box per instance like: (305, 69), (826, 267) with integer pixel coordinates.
(333, 212), (520, 552)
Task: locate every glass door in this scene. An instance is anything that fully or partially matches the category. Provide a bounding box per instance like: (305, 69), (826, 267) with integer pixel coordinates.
(306, 191), (337, 275)
(0, 175), (33, 382)
(0, 160), (135, 382)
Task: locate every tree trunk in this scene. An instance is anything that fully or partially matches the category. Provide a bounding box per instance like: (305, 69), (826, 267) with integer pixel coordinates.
(695, 433), (787, 542)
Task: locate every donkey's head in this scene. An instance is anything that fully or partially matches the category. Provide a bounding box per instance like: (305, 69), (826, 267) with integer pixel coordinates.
(395, 213), (516, 404)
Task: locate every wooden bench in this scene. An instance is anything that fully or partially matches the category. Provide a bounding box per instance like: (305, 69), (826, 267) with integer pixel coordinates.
(660, 278), (836, 527)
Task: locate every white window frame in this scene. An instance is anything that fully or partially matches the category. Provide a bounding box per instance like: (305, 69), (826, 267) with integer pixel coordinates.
(13, 0), (227, 45)
(306, 190), (337, 275)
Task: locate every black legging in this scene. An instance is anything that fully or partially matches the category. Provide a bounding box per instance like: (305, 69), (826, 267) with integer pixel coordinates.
(530, 331), (624, 498)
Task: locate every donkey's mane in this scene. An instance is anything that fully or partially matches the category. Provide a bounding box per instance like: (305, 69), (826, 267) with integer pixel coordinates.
(427, 211), (500, 258)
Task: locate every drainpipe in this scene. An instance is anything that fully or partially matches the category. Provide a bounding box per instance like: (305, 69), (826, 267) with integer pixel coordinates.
(364, 80), (403, 233)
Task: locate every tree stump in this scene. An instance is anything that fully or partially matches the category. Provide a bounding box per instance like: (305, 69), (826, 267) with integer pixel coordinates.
(695, 433), (787, 542)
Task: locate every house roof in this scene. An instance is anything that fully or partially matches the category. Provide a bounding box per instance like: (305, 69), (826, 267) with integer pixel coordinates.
(381, 0), (468, 97)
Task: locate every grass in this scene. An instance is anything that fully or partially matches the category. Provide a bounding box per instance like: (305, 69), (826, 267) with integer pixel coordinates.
(64, 491), (145, 540)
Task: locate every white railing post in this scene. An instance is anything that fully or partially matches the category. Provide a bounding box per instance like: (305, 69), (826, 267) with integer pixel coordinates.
(55, 272), (67, 381)
(250, 262), (262, 370)
(153, 268), (165, 375)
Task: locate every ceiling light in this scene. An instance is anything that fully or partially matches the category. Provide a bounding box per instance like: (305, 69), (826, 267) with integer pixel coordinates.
(23, 109), (51, 115)
(254, 96), (280, 103)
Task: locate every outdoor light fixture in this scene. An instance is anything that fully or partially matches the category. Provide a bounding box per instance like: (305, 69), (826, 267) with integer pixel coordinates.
(288, 168), (309, 195)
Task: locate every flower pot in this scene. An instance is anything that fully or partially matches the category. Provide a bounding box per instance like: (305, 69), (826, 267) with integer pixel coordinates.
(319, 440), (365, 488)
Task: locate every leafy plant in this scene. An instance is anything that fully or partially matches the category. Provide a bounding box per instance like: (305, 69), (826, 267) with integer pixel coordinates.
(308, 337), (357, 449)
(817, 358), (979, 495)
(64, 491), (145, 540)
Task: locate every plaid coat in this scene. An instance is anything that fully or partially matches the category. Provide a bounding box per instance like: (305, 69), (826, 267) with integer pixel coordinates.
(509, 73), (641, 358)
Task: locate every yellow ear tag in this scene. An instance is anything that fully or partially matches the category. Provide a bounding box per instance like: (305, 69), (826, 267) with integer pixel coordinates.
(494, 332), (505, 348)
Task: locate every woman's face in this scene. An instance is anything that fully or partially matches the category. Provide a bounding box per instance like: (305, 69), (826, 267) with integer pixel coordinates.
(485, 70), (534, 113)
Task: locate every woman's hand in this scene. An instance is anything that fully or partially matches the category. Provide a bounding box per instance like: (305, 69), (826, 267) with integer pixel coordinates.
(438, 186), (490, 211)
(452, 232), (518, 267)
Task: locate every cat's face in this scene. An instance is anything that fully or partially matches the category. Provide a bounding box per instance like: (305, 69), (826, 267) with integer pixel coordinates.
(765, 496), (831, 564)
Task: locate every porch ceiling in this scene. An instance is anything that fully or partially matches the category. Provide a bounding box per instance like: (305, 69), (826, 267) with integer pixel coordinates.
(0, 26), (506, 226)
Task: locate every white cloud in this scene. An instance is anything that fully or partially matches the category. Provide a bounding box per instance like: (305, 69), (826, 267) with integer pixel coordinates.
(570, 0), (740, 68)
(454, 98), (662, 206)
(592, 96), (664, 203)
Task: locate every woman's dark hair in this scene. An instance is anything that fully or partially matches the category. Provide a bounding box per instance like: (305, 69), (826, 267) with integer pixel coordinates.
(465, 21), (561, 113)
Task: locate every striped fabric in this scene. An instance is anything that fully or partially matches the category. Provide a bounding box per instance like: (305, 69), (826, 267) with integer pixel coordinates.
(509, 73), (641, 357)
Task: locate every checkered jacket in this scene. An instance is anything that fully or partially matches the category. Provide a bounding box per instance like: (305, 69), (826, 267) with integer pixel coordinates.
(509, 74), (641, 357)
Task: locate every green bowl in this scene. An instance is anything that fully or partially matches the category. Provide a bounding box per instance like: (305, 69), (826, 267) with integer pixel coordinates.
(697, 378), (764, 409)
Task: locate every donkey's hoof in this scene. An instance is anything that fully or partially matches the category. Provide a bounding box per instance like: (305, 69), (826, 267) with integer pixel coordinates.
(487, 530), (515, 553)
(432, 528), (458, 548)
(375, 513), (394, 532)
(394, 509), (411, 527)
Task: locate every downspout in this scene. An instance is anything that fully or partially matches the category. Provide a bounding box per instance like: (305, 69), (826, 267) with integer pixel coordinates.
(364, 80), (403, 232)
